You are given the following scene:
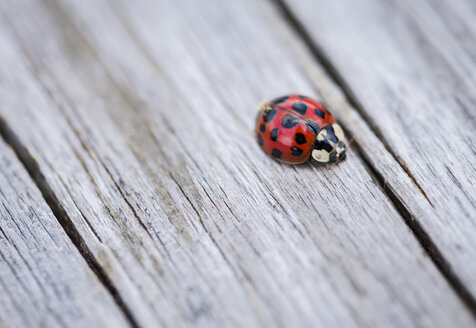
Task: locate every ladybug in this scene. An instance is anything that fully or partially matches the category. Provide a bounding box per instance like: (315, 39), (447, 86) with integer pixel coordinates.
(254, 94), (346, 164)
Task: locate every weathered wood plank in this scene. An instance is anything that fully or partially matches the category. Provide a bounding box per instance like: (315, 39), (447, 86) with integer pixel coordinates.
(280, 0), (476, 298)
(0, 0), (473, 327)
(0, 134), (129, 327)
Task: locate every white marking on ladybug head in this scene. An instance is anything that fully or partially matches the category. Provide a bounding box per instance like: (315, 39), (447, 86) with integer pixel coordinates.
(312, 123), (347, 164)
(312, 149), (330, 162)
(317, 128), (328, 141)
(332, 123), (345, 141)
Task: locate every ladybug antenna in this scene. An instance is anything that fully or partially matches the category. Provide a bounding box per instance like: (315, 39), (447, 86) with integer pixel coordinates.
(348, 137), (355, 147)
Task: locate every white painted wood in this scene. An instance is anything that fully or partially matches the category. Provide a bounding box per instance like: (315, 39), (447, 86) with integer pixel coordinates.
(0, 137), (129, 327)
(281, 0), (476, 297)
(0, 0), (473, 327)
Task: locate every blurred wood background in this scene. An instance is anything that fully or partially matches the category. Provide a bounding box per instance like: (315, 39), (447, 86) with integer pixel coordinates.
(0, 0), (475, 327)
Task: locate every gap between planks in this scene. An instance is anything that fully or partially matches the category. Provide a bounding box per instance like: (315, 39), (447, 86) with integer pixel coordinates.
(272, 0), (476, 317)
(0, 117), (139, 328)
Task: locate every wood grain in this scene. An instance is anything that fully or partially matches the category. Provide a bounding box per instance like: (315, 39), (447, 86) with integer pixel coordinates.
(0, 0), (474, 327)
(0, 133), (129, 327)
(280, 0), (476, 298)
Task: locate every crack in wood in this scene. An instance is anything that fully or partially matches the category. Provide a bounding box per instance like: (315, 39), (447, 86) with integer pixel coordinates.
(272, 0), (433, 205)
(0, 116), (140, 328)
(271, 0), (476, 317)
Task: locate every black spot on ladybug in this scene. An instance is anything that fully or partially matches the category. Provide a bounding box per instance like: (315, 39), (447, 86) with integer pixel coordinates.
(271, 148), (282, 158)
(259, 124), (265, 132)
(257, 133), (264, 146)
(329, 151), (337, 163)
(290, 146), (303, 156)
(314, 107), (326, 119)
(270, 128), (278, 141)
(306, 122), (319, 134)
(294, 133), (306, 144)
(325, 125), (338, 143)
(281, 114), (299, 128)
(272, 96), (288, 104)
(315, 140), (333, 152)
(291, 102), (307, 115)
(263, 108), (276, 122)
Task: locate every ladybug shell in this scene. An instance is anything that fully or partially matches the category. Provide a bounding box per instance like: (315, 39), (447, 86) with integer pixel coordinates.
(272, 94), (335, 128)
(255, 94), (335, 164)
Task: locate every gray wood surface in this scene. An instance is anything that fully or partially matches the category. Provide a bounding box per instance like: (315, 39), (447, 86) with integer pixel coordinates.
(0, 135), (129, 327)
(280, 0), (476, 298)
(0, 0), (474, 327)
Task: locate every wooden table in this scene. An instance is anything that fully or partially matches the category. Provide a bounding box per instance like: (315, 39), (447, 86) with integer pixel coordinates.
(0, 0), (475, 327)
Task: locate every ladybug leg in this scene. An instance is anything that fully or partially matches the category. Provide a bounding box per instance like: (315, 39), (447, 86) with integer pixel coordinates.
(257, 99), (269, 111)
(329, 160), (338, 169)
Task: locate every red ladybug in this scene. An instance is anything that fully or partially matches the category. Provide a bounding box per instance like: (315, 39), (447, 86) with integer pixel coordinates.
(255, 94), (346, 164)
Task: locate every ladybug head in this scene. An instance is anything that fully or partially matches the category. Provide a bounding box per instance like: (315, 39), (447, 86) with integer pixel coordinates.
(312, 123), (347, 163)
